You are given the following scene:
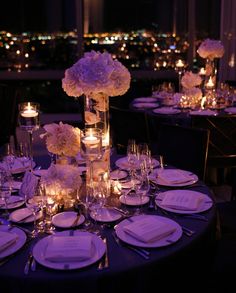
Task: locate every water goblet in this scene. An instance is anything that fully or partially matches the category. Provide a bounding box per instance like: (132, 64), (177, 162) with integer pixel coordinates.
(0, 170), (11, 220)
(25, 197), (41, 237)
(18, 142), (31, 169)
(44, 195), (56, 234)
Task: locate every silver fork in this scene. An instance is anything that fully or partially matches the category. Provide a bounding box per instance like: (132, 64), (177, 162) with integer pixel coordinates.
(112, 231), (150, 260)
(97, 237), (109, 270)
(180, 225), (195, 237)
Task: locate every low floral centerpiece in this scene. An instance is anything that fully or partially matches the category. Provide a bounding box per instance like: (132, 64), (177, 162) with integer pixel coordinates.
(180, 71), (202, 108)
(41, 163), (83, 208)
(40, 121), (81, 162)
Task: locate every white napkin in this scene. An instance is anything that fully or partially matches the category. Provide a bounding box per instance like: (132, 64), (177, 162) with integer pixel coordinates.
(158, 169), (192, 184)
(0, 231), (18, 253)
(161, 192), (204, 211)
(123, 217), (176, 243)
(44, 235), (93, 262)
(19, 171), (39, 199)
(12, 208), (33, 222)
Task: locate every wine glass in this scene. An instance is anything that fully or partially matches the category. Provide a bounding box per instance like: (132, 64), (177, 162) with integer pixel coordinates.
(18, 102), (40, 171)
(127, 139), (138, 171)
(4, 143), (16, 173)
(0, 169), (11, 219)
(134, 160), (150, 214)
(18, 142), (31, 169)
(44, 194), (56, 234)
(25, 197), (41, 237)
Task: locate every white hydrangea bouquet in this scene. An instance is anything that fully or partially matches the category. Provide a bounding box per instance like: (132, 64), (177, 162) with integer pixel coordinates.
(40, 122), (81, 157)
(62, 50), (131, 100)
(41, 163), (82, 192)
(180, 71), (202, 108)
(197, 39), (224, 60)
(181, 71), (202, 89)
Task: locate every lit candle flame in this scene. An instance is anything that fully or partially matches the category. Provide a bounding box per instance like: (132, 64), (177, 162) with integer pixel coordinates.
(199, 67), (206, 75)
(201, 96), (206, 109)
(176, 59), (184, 68)
(206, 76), (214, 89)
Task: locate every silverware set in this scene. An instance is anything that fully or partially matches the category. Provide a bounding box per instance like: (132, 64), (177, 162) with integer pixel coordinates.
(97, 237), (109, 270)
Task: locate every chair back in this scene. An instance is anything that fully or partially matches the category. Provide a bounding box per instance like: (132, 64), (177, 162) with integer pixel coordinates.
(157, 123), (210, 180)
(191, 115), (236, 168)
(110, 106), (151, 154)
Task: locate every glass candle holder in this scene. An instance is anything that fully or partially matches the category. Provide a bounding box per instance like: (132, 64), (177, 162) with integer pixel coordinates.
(80, 128), (102, 162)
(18, 102), (40, 132)
(18, 102), (40, 171)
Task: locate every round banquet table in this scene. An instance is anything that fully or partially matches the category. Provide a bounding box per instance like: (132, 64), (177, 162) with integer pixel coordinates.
(0, 154), (217, 293)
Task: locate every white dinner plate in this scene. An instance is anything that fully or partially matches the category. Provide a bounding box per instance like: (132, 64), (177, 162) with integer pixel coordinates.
(133, 102), (159, 109)
(0, 226), (27, 260)
(0, 160), (36, 175)
(153, 107), (181, 115)
(224, 107), (236, 114)
(149, 169), (198, 187)
(33, 231), (106, 270)
(110, 169), (128, 180)
(119, 194), (149, 206)
(52, 212), (85, 228)
(90, 207), (122, 222)
(3, 181), (22, 190)
(115, 215), (182, 248)
(115, 157), (159, 171)
(133, 97), (158, 103)
(120, 179), (140, 189)
(155, 190), (213, 214)
(0, 196), (25, 210)
(9, 207), (43, 223)
(189, 109), (217, 116)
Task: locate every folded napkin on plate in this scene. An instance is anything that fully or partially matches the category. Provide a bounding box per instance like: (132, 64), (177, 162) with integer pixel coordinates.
(123, 217), (176, 243)
(19, 171), (39, 199)
(161, 192), (204, 211)
(13, 208), (33, 222)
(158, 169), (192, 184)
(44, 235), (93, 262)
(0, 231), (18, 253)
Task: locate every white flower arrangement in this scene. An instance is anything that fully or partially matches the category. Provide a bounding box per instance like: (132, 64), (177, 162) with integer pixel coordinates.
(62, 50), (131, 98)
(197, 39), (224, 60)
(181, 71), (202, 89)
(183, 87), (202, 100)
(40, 122), (81, 157)
(41, 163), (82, 192)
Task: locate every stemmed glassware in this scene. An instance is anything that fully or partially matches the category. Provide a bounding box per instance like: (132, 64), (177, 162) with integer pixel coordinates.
(0, 169), (11, 219)
(134, 160), (150, 214)
(127, 139), (139, 188)
(18, 102), (40, 171)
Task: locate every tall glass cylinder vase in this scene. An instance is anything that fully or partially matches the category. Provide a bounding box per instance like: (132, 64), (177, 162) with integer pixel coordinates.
(84, 93), (110, 195)
(204, 58), (217, 94)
